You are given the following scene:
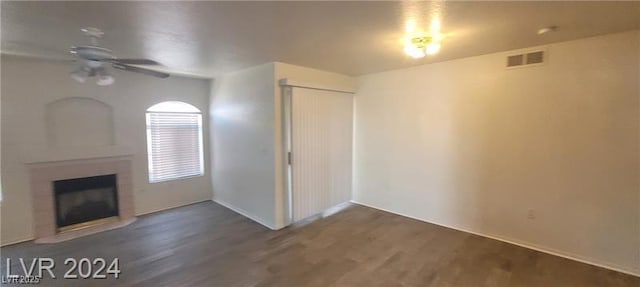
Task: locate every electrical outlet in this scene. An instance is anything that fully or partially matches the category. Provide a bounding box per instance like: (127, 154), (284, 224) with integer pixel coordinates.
(527, 209), (536, 220)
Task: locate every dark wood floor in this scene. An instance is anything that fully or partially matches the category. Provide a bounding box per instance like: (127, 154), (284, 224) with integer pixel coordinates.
(1, 201), (638, 286)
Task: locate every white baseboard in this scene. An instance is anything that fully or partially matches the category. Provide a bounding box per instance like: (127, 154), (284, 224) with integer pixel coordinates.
(136, 198), (212, 217)
(351, 200), (640, 278)
(1, 237), (33, 247)
(213, 198), (278, 230)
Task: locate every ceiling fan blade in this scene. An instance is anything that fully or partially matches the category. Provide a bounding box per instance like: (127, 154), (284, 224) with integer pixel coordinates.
(2, 41), (74, 62)
(112, 63), (170, 78)
(111, 58), (161, 65)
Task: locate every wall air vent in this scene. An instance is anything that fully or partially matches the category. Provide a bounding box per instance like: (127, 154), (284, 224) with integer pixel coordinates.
(526, 51), (544, 64)
(506, 50), (545, 68)
(507, 55), (524, 67)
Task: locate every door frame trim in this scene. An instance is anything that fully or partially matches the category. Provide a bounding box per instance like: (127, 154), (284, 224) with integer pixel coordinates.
(278, 78), (356, 94)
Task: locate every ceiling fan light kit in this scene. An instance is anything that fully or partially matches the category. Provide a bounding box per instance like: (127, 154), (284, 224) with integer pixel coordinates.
(68, 27), (169, 86)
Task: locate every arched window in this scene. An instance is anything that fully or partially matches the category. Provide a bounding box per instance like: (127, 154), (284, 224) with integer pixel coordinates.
(146, 101), (204, 183)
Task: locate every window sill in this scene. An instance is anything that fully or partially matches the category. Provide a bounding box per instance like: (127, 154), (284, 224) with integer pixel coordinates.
(148, 173), (205, 184)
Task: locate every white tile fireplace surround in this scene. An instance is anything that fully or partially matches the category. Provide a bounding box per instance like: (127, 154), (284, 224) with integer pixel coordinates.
(28, 155), (136, 243)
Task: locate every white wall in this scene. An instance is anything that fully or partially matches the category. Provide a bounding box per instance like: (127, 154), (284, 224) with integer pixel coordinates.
(210, 62), (355, 229)
(1, 56), (213, 245)
(353, 31), (640, 275)
(210, 63), (278, 228)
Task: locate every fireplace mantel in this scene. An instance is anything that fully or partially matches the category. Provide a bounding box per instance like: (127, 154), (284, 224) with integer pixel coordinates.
(23, 145), (134, 164)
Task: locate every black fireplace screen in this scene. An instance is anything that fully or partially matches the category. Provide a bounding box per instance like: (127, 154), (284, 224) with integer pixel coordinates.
(54, 174), (119, 228)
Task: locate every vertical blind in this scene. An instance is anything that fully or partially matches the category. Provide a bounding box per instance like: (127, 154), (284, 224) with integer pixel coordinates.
(290, 87), (353, 222)
(146, 112), (204, 183)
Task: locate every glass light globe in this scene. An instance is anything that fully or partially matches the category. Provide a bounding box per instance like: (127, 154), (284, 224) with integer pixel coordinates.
(96, 75), (115, 86)
(404, 44), (425, 59)
(70, 72), (87, 83)
(426, 43), (441, 55)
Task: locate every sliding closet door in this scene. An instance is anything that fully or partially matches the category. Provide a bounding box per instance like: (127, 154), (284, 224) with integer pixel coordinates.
(290, 87), (353, 222)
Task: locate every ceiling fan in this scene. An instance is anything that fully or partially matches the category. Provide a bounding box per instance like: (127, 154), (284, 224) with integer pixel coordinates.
(69, 27), (169, 86)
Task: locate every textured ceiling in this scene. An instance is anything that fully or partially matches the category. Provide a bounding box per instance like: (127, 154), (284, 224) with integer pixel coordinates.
(2, 1), (639, 77)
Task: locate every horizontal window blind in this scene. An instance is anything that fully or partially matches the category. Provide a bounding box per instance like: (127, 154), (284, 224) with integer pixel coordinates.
(146, 112), (204, 183)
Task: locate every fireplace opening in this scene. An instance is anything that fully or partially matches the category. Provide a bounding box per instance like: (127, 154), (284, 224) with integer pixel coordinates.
(54, 174), (119, 231)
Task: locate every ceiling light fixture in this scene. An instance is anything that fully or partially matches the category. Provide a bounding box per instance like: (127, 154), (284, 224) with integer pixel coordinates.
(404, 36), (442, 59)
(537, 26), (558, 35)
(403, 16), (444, 59)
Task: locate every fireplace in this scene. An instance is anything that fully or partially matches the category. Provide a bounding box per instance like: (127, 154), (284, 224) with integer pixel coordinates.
(54, 174), (119, 231)
(29, 157), (135, 242)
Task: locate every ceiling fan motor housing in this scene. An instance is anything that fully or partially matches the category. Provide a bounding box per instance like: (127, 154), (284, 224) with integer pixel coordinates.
(71, 46), (113, 61)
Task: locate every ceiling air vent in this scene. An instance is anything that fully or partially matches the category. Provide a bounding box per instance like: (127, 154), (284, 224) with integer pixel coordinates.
(506, 50), (545, 68)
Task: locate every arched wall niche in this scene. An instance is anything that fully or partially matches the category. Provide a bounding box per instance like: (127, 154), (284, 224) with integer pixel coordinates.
(45, 97), (115, 148)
